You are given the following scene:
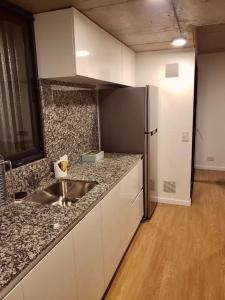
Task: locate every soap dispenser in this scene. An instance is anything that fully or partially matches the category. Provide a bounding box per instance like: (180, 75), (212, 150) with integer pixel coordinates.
(54, 155), (69, 179)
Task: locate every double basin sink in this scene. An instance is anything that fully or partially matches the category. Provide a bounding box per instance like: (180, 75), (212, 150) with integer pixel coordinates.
(24, 179), (98, 207)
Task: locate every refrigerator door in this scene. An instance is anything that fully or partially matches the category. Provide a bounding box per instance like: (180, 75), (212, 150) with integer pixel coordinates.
(99, 87), (146, 154)
(145, 86), (159, 219)
(99, 86), (158, 220)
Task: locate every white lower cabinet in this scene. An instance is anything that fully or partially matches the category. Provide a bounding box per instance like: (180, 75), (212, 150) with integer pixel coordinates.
(129, 190), (144, 238)
(100, 183), (122, 288)
(22, 232), (77, 300)
(119, 160), (143, 255)
(3, 284), (23, 300)
(72, 203), (105, 300)
(5, 159), (143, 300)
(101, 159), (143, 288)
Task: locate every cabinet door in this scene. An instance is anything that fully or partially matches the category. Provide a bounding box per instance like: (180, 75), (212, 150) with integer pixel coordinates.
(73, 204), (104, 300)
(3, 284), (23, 300)
(129, 190), (144, 237)
(22, 233), (77, 300)
(119, 160), (143, 254)
(122, 45), (136, 86)
(137, 159), (143, 193)
(100, 184), (122, 287)
(34, 8), (75, 79)
(73, 8), (122, 84)
(120, 160), (143, 211)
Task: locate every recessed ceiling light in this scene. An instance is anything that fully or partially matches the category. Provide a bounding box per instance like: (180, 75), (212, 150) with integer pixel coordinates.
(171, 38), (187, 47)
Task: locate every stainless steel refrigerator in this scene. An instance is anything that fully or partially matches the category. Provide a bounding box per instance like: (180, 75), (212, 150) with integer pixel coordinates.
(99, 85), (158, 219)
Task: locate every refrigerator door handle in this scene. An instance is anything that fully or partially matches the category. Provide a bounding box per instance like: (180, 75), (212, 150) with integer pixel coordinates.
(144, 86), (150, 133)
(150, 128), (158, 136)
(143, 133), (149, 219)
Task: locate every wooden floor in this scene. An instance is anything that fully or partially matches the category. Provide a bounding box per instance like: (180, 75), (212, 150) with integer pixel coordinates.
(104, 170), (225, 300)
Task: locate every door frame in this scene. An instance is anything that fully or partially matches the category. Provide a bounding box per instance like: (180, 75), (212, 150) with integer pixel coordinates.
(191, 59), (199, 197)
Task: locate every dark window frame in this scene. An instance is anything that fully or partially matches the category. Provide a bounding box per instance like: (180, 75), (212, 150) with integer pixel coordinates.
(0, 1), (44, 168)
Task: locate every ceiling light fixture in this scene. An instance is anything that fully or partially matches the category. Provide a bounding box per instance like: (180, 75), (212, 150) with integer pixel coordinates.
(171, 37), (187, 47)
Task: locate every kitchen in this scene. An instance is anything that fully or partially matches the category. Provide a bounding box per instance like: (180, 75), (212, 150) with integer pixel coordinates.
(0, 1), (225, 300)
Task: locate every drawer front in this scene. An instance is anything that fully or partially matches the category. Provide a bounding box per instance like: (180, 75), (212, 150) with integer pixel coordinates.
(137, 159), (143, 194)
(100, 184), (122, 288)
(130, 190), (144, 237)
(120, 159), (143, 205)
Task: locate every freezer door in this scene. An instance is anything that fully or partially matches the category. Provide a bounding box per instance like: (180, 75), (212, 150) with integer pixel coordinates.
(146, 85), (159, 133)
(99, 87), (146, 154)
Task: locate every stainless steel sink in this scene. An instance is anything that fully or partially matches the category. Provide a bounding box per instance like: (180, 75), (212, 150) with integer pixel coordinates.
(24, 179), (98, 207)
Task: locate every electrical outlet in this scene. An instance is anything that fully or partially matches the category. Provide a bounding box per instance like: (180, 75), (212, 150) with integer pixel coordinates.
(182, 132), (189, 142)
(207, 156), (215, 162)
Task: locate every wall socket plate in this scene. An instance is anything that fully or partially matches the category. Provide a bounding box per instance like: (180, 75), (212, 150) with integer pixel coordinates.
(207, 156), (215, 162)
(182, 132), (189, 142)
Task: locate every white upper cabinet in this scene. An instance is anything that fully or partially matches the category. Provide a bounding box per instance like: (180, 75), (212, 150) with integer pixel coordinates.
(34, 9), (75, 79)
(73, 9), (122, 84)
(34, 8), (135, 86)
(122, 45), (136, 86)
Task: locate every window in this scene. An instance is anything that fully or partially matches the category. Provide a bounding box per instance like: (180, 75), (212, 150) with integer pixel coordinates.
(0, 2), (44, 167)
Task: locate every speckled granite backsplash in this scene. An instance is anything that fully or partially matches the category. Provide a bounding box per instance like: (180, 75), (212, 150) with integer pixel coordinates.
(6, 80), (98, 197)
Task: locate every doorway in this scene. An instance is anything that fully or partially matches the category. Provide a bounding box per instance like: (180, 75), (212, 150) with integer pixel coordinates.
(193, 52), (225, 191)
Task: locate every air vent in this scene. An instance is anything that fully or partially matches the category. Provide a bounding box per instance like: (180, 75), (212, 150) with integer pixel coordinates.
(165, 63), (179, 78)
(163, 181), (176, 193)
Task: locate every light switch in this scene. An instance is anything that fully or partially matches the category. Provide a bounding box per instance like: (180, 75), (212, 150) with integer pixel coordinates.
(182, 132), (189, 142)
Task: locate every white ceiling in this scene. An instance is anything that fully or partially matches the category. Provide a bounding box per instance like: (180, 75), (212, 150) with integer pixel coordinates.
(8, 0), (225, 52)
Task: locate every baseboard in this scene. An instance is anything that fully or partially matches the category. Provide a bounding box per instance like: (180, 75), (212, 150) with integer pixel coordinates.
(195, 164), (225, 171)
(152, 196), (191, 206)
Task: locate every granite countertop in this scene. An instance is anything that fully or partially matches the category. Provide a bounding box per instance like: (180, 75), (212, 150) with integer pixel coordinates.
(0, 153), (142, 299)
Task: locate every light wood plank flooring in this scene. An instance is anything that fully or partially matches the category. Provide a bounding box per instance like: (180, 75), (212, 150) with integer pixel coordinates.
(104, 170), (225, 300)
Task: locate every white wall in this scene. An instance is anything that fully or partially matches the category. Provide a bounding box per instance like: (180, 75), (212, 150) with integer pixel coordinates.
(195, 52), (225, 171)
(136, 50), (195, 205)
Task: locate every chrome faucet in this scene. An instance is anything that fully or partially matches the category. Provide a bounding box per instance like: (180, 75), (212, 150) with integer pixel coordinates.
(27, 169), (51, 190)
